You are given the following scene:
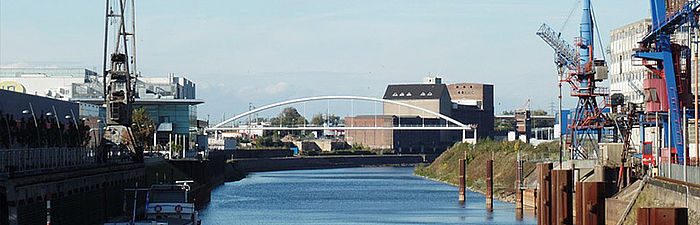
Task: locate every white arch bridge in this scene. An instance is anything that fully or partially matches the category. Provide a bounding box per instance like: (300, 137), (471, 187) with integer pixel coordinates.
(206, 96), (477, 143)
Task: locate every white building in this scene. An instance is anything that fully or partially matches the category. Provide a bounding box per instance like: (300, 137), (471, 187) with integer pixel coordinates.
(609, 19), (652, 105)
(0, 68), (103, 100)
(137, 74), (196, 99)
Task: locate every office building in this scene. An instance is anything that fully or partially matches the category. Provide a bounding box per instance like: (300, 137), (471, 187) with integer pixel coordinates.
(609, 19), (652, 105)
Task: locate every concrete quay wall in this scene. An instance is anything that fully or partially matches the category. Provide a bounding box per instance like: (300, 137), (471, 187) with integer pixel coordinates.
(1, 163), (145, 225)
(606, 177), (700, 225)
(231, 155), (426, 172)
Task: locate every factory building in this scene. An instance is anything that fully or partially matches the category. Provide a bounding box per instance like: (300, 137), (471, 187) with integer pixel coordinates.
(447, 82), (494, 139)
(609, 19), (652, 105)
(382, 82), (452, 118)
(346, 77), (494, 153)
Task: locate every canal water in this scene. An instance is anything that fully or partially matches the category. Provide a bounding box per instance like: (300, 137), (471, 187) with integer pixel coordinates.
(199, 167), (536, 224)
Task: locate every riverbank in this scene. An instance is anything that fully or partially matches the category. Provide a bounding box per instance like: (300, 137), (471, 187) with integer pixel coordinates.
(414, 140), (559, 203)
(230, 154), (427, 172)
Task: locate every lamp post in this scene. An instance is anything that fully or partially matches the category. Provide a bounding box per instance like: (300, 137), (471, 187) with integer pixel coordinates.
(2, 107), (11, 147)
(46, 110), (63, 146)
(22, 103), (40, 145)
(88, 127), (100, 149)
(67, 109), (79, 128)
(153, 125), (158, 153)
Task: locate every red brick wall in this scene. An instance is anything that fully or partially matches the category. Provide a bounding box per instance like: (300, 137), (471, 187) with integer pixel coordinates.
(345, 117), (394, 150)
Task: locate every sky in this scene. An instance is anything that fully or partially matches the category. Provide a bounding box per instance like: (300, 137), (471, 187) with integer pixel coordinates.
(0, 0), (649, 123)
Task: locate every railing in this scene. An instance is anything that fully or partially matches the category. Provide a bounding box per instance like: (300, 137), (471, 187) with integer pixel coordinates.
(519, 152), (564, 162)
(0, 147), (98, 176)
(658, 162), (700, 184)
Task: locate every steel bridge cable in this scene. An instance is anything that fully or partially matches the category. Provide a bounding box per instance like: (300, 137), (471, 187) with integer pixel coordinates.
(590, 0), (607, 62)
(559, 0), (582, 34)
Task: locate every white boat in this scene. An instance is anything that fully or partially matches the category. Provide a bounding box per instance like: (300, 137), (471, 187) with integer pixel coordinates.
(106, 181), (201, 225)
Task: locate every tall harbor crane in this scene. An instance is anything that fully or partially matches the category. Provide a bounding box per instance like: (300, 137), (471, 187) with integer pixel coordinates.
(634, 0), (700, 164)
(537, 0), (608, 159)
(101, 0), (143, 162)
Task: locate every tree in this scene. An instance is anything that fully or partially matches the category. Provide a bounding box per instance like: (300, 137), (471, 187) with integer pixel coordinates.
(494, 118), (515, 132)
(270, 107), (307, 126)
(131, 108), (156, 149)
(267, 107), (307, 137)
(532, 110), (554, 128)
(310, 114), (324, 126)
(310, 113), (341, 126)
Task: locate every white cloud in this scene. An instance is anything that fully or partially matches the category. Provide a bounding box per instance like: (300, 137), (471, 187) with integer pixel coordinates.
(263, 82), (289, 95)
(231, 81), (289, 97)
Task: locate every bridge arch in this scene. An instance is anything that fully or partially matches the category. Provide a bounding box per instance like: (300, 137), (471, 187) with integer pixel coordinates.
(210, 95), (470, 129)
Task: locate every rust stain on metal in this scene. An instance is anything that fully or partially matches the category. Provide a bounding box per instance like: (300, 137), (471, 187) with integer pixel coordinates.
(580, 182), (604, 225)
(459, 158), (465, 202)
(537, 163), (553, 225)
(575, 182), (582, 225)
(486, 159), (493, 211)
(552, 169), (573, 225)
(637, 207), (688, 225)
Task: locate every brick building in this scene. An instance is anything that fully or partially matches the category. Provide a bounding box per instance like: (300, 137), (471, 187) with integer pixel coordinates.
(345, 115), (448, 153)
(345, 77), (494, 154)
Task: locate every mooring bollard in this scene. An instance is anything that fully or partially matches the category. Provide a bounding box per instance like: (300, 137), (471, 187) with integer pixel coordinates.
(486, 159), (493, 212)
(459, 158), (466, 202)
(515, 159), (523, 221)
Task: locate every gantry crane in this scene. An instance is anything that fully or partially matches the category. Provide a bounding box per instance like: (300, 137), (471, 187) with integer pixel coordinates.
(634, 0), (700, 165)
(537, 0), (608, 159)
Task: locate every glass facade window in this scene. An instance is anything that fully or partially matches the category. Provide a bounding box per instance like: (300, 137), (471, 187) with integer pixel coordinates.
(141, 104), (196, 135)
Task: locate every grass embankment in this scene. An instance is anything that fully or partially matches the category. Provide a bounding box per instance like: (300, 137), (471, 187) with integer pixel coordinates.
(414, 139), (559, 203)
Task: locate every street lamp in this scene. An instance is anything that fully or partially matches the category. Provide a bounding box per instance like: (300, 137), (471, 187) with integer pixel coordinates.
(46, 111), (64, 146)
(66, 109), (79, 129)
(22, 105), (40, 145)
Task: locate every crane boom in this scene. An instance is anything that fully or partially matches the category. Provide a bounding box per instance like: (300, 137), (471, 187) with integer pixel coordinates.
(536, 23), (580, 69)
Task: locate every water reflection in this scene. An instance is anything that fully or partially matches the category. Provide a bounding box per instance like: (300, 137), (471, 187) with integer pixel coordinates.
(200, 167), (536, 224)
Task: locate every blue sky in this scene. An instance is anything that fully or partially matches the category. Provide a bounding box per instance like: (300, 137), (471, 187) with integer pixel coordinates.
(1, 0), (649, 122)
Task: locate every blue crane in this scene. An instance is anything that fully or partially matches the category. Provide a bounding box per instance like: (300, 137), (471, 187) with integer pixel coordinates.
(538, 0), (607, 159)
(634, 1), (700, 164)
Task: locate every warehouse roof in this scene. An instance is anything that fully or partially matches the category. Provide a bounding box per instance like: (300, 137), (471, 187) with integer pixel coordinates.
(383, 84), (448, 100)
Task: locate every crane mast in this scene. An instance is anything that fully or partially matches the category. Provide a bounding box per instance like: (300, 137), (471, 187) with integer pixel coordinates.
(102, 0), (142, 162)
(537, 0), (608, 159)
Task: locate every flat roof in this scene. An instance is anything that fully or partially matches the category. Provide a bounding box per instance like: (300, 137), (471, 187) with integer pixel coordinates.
(71, 98), (204, 105)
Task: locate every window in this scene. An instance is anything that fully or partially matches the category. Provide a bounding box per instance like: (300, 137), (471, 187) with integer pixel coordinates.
(650, 89), (658, 102)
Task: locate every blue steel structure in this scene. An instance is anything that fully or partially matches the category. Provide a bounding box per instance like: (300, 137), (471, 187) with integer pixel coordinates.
(634, 0), (700, 164)
(538, 0), (607, 159)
